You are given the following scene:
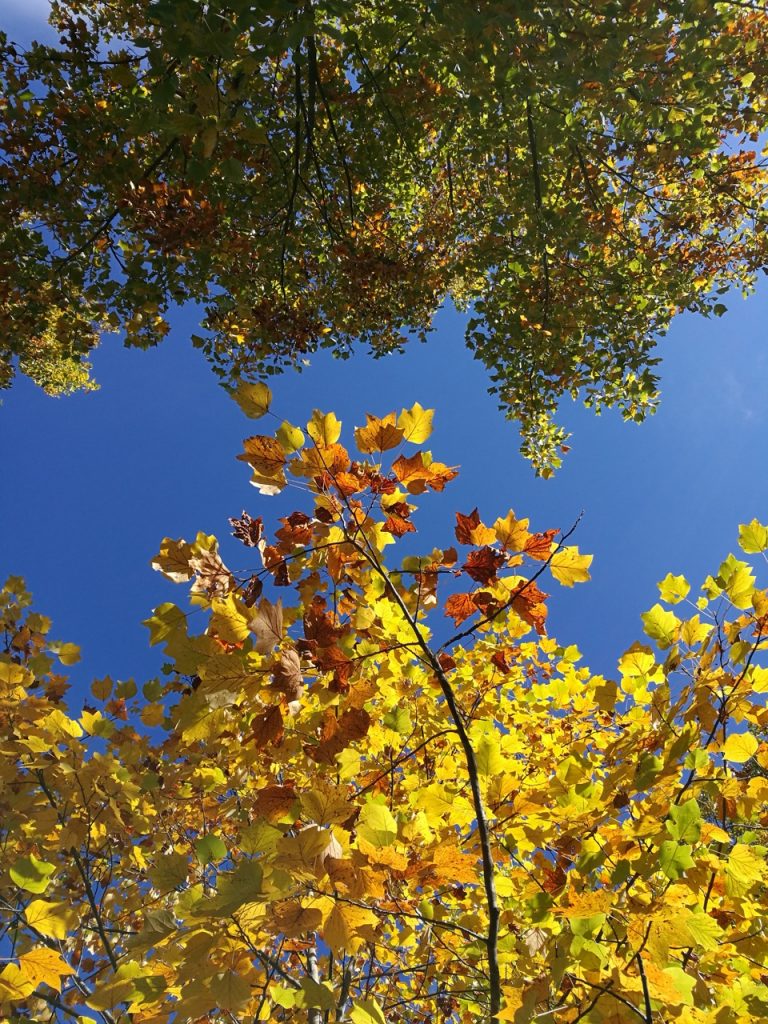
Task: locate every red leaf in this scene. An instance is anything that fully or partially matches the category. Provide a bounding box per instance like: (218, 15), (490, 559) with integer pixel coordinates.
(444, 592), (477, 625)
(462, 546), (505, 584)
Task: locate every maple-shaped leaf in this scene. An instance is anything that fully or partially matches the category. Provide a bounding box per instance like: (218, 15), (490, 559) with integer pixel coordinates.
(237, 435), (287, 492)
(251, 705), (284, 748)
(253, 784), (297, 822)
(354, 413), (404, 453)
(455, 508), (496, 546)
(549, 546), (592, 586)
(463, 546), (505, 584)
(739, 518), (768, 554)
(494, 510), (531, 551)
(272, 648), (303, 701)
(307, 409), (342, 445)
(17, 948), (74, 993)
(151, 537), (194, 582)
(444, 592), (478, 625)
(524, 529), (558, 562)
(268, 901), (324, 938)
(392, 451), (458, 493)
(307, 708), (370, 763)
(397, 402), (434, 444)
(323, 902), (378, 953)
(229, 511), (265, 549)
(249, 598), (283, 653)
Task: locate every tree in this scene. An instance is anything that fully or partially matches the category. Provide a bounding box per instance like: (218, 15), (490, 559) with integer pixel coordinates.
(3, 1), (768, 470)
(2, 399), (768, 1023)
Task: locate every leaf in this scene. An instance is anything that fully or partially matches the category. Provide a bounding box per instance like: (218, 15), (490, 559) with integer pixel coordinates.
(307, 409), (342, 445)
(277, 420), (305, 453)
(726, 843), (764, 894)
(357, 799), (397, 847)
(658, 572), (690, 604)
(739, 519), (768, 553)
(151, 538), (194, 582)
(323, 902), (378, 953)
(641, 603), (680, 649)
(494, 510), (531, 551)
(349, 998), (387, 1024)
(354, 413), (404, 453)
(666, 800), (701, 843)
(722, 731), (758, 763)
(195, 834), (228, 865)
(269, 900), (323, 938)
(397, 402), (434, 443)
(24, 899), (78, 940)
(17, 947), (73, 993)
(10, 854), (56, 894)
(455, 508), (496, 546)
(444, 592), (478, 625)
(251, 704), (284, 748)
(300, 781), (353, 826)
(658, 840), (695, 880)
(249, 598), (284, 653)
(229, 381), (272, 419)
(549, 546), (592, 586)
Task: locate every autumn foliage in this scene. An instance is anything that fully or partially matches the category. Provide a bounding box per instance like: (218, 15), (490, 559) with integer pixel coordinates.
(2, 400), (768, 1023)
(3, 1), (768, 468)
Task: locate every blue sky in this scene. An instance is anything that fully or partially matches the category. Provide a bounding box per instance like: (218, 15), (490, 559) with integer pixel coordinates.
(4, 2), (768, 702)
(4, 287), (768, 698)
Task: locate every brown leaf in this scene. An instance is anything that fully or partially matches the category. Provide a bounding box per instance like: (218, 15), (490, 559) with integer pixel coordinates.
(462, 546), (505, 584)
(272, 649), (303, 701)
(392, 452), (458, 494)
(251, 705), (284, 748)
(229, 511), (265, 549)
(249, 599), (284, 653)
(455, 508), (496, 546)
(190, 548), (235, 598)
(444, 592), (477, 626)
(253, 784), (297, 821)
(354, 413), (404, 453)
(307, 708), (371, 764)
(237, 435), (287, 476)
(524, 529), (558, 562)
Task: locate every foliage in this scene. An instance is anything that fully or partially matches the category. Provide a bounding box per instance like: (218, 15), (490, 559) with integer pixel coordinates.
(3, 1), (768, 468)
(3, 400), (768, 1023)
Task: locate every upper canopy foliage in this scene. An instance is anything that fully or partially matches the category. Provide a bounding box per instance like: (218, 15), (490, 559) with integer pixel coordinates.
(2, 0), (768, 469)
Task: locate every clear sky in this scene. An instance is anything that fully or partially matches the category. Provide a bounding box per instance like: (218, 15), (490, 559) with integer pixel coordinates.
(4, 285), (768, 697)
(4, 3), (768, 703)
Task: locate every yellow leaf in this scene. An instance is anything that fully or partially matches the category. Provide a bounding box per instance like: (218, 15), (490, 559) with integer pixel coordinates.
(722, 731), (758, 763)
(738, 518), (768, 554)
(307, 409), (342, 445)
(322, 902), (378, 953)
(229, 381), (272, 419)
(397, 402), (434, 443)
(209, 595), (250, 645)
(494, 510), (531, 551)
(658, 573), (690, 604)
(24, 899), (78, 940)
(354, 413), (404, 453)
(641, 603), (680, 649)
(0, 963), (35, 1000)
(276, 420), (305, 453)
(18, 947), (74, 993)
(549, 546), (592, 587)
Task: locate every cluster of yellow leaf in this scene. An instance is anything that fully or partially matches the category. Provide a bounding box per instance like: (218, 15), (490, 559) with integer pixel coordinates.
(2, 410), (768, 1024)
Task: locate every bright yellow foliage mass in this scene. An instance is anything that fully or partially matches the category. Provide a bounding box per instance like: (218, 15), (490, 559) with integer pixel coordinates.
(2, 405), (768, 1024)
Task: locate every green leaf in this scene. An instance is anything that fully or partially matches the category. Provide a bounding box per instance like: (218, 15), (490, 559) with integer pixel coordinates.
(666, 800), (701, 844)
(658, 840), (694, 880)
(10, 854), (56, 894)
(195, 834), (228, 865)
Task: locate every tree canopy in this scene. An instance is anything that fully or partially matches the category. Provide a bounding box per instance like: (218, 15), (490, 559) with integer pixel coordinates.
(2, 0), (768, 469)
(2, 400), (768, 1023)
